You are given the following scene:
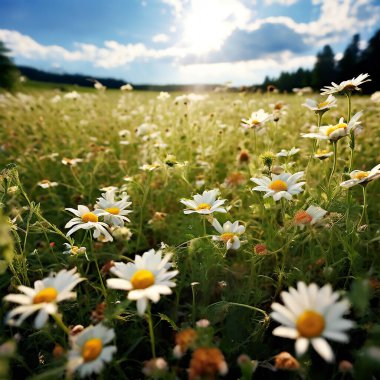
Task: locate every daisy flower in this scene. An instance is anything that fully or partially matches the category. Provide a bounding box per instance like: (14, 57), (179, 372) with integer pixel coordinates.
(314, 149), (333, 160)
(276, 147), (300, 157)
(302, 111), (362, 142)
(212, 220), (245, 250)
(95, 189), (132, 227)
(180, 189), (227, 215)
(271, 282), (354, 362)
(107, 249), (178, 315)
(251, 172), (305, 201)
(340, 164), (380, 188)
(241, 109), (272, 129)
(3, 268), (84, 328)
(294, 206), (327, 230)
(302, 95), (337, 114)
(321, 73), (371, 95)
(67, 324), (116, 378)
(65, 205), (113, 242)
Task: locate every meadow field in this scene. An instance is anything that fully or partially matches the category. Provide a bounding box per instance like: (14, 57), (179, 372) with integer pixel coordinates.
(0, 82), (379, 379)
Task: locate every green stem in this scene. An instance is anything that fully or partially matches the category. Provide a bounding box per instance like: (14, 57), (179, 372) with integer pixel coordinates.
(328, 141), (338, 188)
(52, 314), (70, 335)
(90, 235), (107, 297)
(213, 301), (269, 320)
(146, 305), (156, 358)
(136, 173), (152, 251)
(346, 92), (352, 122)
(358, 185), (368, 228)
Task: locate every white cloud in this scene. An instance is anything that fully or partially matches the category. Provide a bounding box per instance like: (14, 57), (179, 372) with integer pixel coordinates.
(152, 33), (169, 43)
(246, 0), (380, 46)
(177, 51), (316, 85)
(264, 0), (299, 5)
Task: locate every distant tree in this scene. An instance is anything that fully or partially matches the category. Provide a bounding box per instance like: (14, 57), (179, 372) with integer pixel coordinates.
(359, 28), (380, 93)
(337, 34), (361, 81)
(0, 41), (20, 91)
(312, 45), (336, 89)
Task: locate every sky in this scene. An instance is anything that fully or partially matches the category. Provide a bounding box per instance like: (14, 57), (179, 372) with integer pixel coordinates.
(0, 0), (379, 85)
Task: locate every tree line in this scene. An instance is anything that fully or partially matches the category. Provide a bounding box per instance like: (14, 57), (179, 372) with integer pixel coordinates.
(260, 28), (380, 94)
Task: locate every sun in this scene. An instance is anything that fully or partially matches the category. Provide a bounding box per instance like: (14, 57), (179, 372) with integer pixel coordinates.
(181, 0), (246, 55)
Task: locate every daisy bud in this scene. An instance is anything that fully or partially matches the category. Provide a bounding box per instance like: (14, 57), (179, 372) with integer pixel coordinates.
(238, 150), (250, 165)
(338, 360), (353, 373)
(52, 344), (65, 359)
(174, 328), (198, 358)
(196, 319), (210, 328)
(142, 357), (168, 377)
(260, 151), (276, 170)
(254, 244), (268, 255)
(237, 354), (258, 377)
(274, 352), (300, 371)
(188, 347), (228, 380)
(70, 325), (84, 336)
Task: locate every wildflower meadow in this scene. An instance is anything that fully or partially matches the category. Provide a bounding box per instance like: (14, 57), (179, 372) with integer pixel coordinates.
(0, 75), (380, 380)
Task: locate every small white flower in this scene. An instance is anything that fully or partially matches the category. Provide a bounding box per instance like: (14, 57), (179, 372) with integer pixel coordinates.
(294, 206), (327, 230)
(3, 268), (84, 329)
(340, 164), (380, 188)
(37, 180), (58, 189)
(180, 189), (227, 215)
(302, 95), (337, 113)
(94, 80), (106, 91)
(251, 172), (305, 201)
(370, 91), (380, 103)
(302, 112), (362, 142)
(95, 189), (132, 227)
(321, 73), (371, 95)
(157, 92), (171, 101)
(276, 147), (300, 157)
(107, 249), (178, 315)
(67, 324), (116, 378)
(63, 243), (87, 255)
(64, 91), (81, 100)
(241, 109), (272, 129)
(212, 220), (245, 250)
(120, 83), (133, 91)
(271, 282), (354, 362)
(61, 157), (83, 166)
(140, 163), (161, 171)
(314, 149), (334, 160)
(65, 206), (113, 242)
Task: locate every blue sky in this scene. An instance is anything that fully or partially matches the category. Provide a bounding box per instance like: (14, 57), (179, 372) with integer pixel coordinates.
(0, 0), (379, 85)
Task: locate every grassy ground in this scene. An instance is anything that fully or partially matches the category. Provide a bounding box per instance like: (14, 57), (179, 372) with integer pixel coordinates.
(0, 85), (379, 379)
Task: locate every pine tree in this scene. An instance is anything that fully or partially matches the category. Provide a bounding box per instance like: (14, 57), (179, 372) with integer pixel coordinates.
(0, 41), (20, 91)
(337, 34), (361, 81)
(359, 29), (380, 94)
(311, 45), (336, 89)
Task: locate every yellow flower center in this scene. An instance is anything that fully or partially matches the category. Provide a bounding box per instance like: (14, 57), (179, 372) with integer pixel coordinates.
(316, 149), (329, 155)
(352, 171), (369, 180)
(251, 119), (260, 125)
(318, 101), (329, 108)
(269, 180), (288, 192)
(131, 269), (155, 289)
(220, 233), (236, 243)
(81, 212), (99, 223)
(296, 310), (325, 338)
(33, 287), (58, 304)
(326, 123), (347, 137)
(105, 207), (120, 215)
(196, 203), (211, 210)
(82, 338), (103, 362)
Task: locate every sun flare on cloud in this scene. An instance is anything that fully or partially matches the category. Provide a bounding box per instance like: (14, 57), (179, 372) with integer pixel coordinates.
(181, 0), (251, 55)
